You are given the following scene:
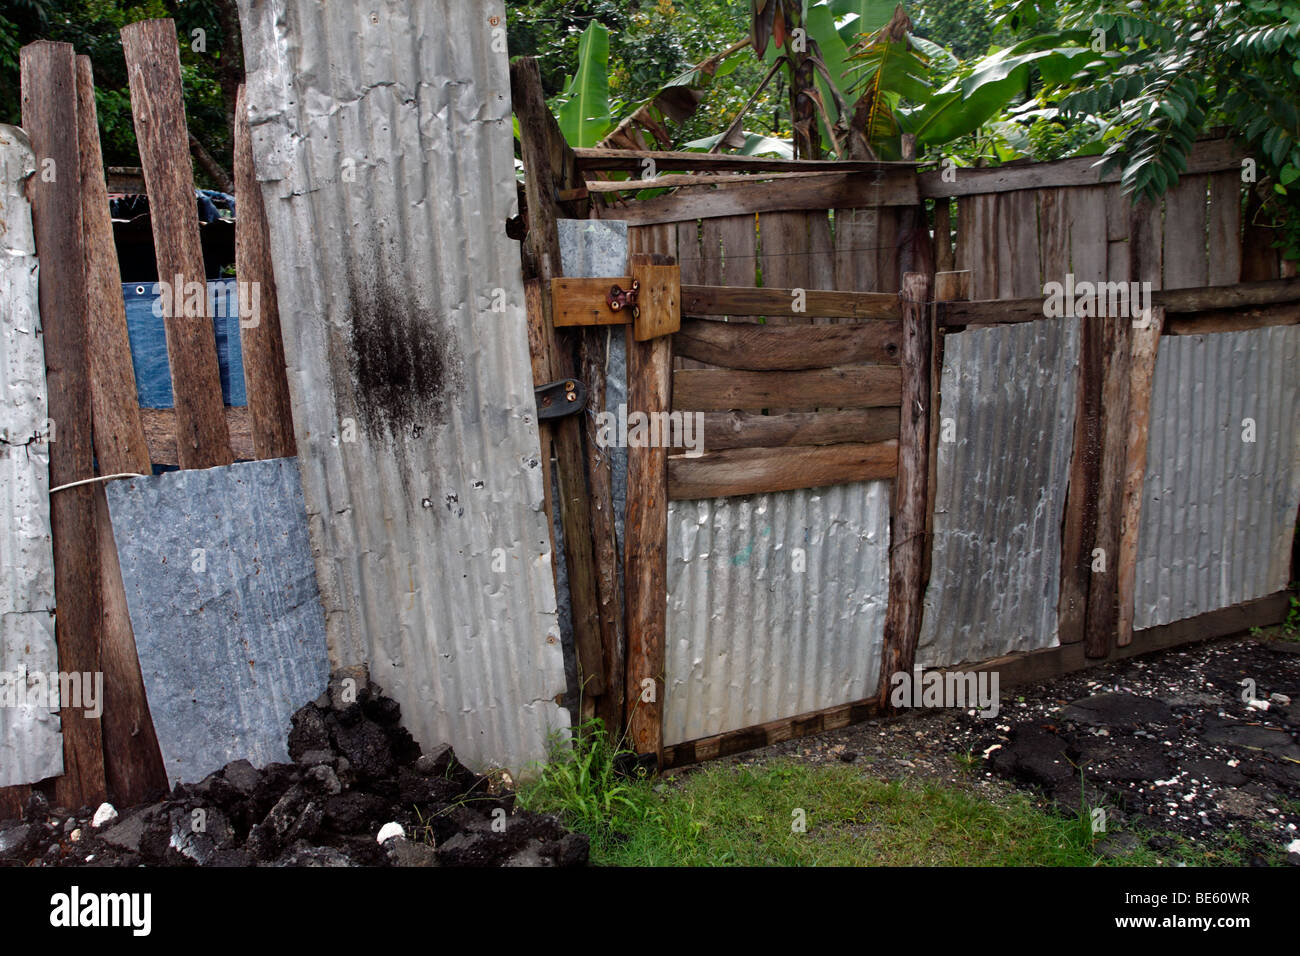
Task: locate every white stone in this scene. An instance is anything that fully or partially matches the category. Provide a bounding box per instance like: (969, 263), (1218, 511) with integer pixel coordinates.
(376, 822), (405, 844)
(91, 803), (118, 829)
(1246, 698), (1270, 711)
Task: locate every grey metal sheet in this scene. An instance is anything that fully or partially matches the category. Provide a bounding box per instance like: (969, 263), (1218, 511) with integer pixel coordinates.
(105, 459), (330, 784)
(1134, 326), (1300, 629)
(664, 481), (891, 746)
(0, 124), (62, 788)
(237, 0), (566, 774)
(918, 317), (1080, 668)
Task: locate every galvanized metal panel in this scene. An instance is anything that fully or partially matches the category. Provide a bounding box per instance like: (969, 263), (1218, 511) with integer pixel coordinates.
(237, 0), (566, 773)
(0, 124), (62, 788)
(1134, 326), (1300, 629)
(105, 459), (330, 784)
(664, 481), (891, 746)
(918, 317), (1080, 668)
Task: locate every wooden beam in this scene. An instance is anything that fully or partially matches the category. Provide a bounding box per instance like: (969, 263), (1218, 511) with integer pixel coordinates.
(587, 169), (867, 192)
(121, 19), (231, 469)
(1117, 307), (1164, 647)
(142, 406), (254, 465)
(1058, 314), (1104, 646)
(575, 147), (912, 174)
(76, 54), (168, 806)
(20, 40), (107, 808)
(918, 139), (1241, 198)
(674, 365), (901, 412)
(876, 273), (933, 709)
(624, 254), (673, 762)
(551, 277), (629, 328)
(234, 84), (296, 460)
(682, 284), (901, 319)
(599, 169), (919, 225)
(675, 317), (902, 369)
(669, 441), (897, 499)
(511, 58), (607, 704)
(632, 262), (681, 341)
(1165, 302), (1300, 335)
(664, 697), (882, 768)
(701, 408), (899, 451)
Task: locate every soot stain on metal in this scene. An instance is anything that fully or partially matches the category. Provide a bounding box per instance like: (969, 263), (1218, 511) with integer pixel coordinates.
(348, 272), (461, 441)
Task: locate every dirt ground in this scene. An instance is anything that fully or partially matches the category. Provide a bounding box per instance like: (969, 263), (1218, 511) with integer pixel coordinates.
(710, 632), (1300, 865)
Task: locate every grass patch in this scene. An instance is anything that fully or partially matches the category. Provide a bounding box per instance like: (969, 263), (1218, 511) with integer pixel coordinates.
(519, 722), (1165, 866)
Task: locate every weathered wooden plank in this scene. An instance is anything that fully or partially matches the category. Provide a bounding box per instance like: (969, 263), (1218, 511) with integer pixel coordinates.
(1166, 302), (1300, 334)
(632, 262), (681, 341)
(663, 697), (882, 768)
(551, 276), (629, 327)
(668, 441), (898, 499)
(834, 206), (877, 291)
(716, 214), (757, 288)
(1207, 171), (1243, 286)
(757, 211), (809, 306)
(575, 147), (910, 175)
(1162, 174), (1209, 289)
(918, 140), (1242, 197)
(933, 198), (954, 273)
(808, 211), (835, 294)
(587, 169), (864, 192)
(996, 189), (1039, 298)
(234, 84), (296, 460)
(1084, 312), (1132, 659)
(1068, 185), (1109, 284)
(76, 55), (167, 806)
(674, 317), (901, 370)
(700, 408), (899, 451)
(1038, 187), (1070, 289)
(142, 406), (254, 465)
(121, 19), (232, 469)
(1241, 187), (1280, 282)
(875, 273), (932, 707)
(682, 284), (900, 319)
(624, 254), (673, 761)
(511, 58), (606, 701)
(1058, 315), (1104, 646)
(674, 365), (902, 411)
(20, 40), (106, 808)
(1117, 307), (1164, 648)
(960, 193), (998, 300)
(603, 169), (918, 225)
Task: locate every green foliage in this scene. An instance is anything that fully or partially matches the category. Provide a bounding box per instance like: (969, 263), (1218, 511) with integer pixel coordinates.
(553, 22), (613, 147)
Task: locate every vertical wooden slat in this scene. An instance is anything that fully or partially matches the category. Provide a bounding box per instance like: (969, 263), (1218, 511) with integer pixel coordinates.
(1162, 174), (1209, 289)
(834, 206), (876, 291)
(877, 272), (932, 706)
(1068, 185), (1109, 283)
(76, 54), (168, 805)
(717, 214), (757, 288)
(120, 19), (232, 469)
(957, 194), (997, 300)
(20, 40), (107, 808)
(234, 84), (297, 460)
(511, 58), (606, 707)
(1241, 187), (1280, 282)
(1207, 171), (1243, 286)
(1105, 185), (1132, 285)
(1117, 307), (1165, 647)
(933, 198), (954, 274)
(808, 210), (835, 293)
(1058, 320), (1103, 646)
(624, 253), (673, 762)
(1038, 188), (1070, 287)
(996, 190), (1039, 298)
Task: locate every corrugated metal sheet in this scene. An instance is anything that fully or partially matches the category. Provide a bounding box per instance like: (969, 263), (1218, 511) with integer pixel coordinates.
(237, 0), (566, 774)
(664, 481), (891, 746)
(1134, 326), (1300, 629)
(0, 125), (62, 788)
(105, 459), (330, 784)
(918, 317), (1080, 668)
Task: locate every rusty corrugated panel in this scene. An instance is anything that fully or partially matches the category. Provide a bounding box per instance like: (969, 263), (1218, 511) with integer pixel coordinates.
(0, 124), (62, 787)
(918, 317), (1080, 668)
(105, 459), (330, 784)
(663, 481), (891, 746)
(1134, 327), (1300, 629)
(237, 0), (566, 774)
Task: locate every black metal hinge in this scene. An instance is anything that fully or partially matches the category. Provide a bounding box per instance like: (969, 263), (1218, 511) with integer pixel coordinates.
(534, 378), (587, 420)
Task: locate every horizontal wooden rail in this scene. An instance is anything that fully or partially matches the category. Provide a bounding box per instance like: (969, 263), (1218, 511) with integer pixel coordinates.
(574, 147), (913, 175)
(143, 406), (253, 465)
(674, 366), (902, 412)
(676, 318), (901, 369)
(664, 697), (883, 768)
(918, 139), (1241, 198)
(937, 278), (1300, 329)
(668, 441), (898, 500)
(682, 285), (902, 319)
(600, 170), (918, 225)
(701, 408), (900, 451)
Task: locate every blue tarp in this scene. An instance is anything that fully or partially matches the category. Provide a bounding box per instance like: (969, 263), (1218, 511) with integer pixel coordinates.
(122, 279), (248, 408)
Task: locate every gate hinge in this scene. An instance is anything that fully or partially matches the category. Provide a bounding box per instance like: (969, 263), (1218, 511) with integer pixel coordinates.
(606, 279), (640, 319)
(534, 378), (587, 420)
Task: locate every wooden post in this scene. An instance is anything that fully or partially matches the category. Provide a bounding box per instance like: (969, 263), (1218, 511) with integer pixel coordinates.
(20, 40), (107, 808)
(1058, 320), (1104, 645)
(624, 254), (675, 762)
(877, 272), (933, 707)
(121, 19), (232, 470)
(511, 57), (607, 705)
(234, 84), (297, 460)
(76, 55), (169, 804)
(1117, 306), (1165, 646)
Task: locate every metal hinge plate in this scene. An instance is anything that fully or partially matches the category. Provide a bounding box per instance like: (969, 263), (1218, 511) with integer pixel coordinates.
(534, 378), (587, 420)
